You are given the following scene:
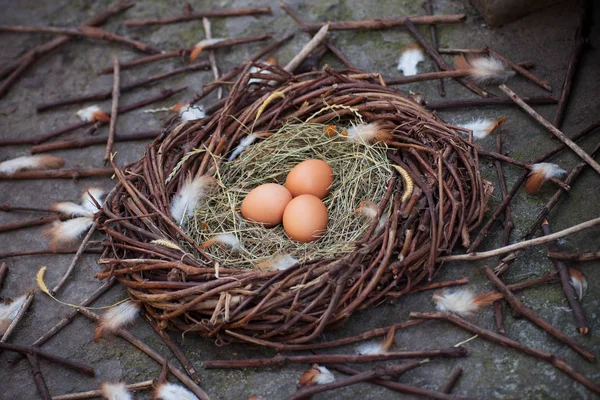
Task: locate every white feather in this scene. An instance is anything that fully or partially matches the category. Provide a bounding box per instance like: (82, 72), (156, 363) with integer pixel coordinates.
(81, 187), (105, 213)
(0, 294), (28, 320)
(356, 201), (378, 219)
(468, 56), (515, 84)
(170, 175), (216, 224)
(51, 202), (93, 217)
(155, 383), (199, 400)
(314, 366), (335, 384)
(356, 341), (384, 355)
(228, 134), (258, 161)
(0, 155), (64, 175)
(212, 234), (242, 252)
(248, 66), (273, 85)
(44, 217), (94, 248)
(179, 104), (205, 121)
(100, 382), (132, 400)
(376, 214), (389, 233)
(458, 118), (498, 139)
(433, 288), (479, 317)
(76, 105), (104, 122)
(531, 163), (566, 179)
(194, 38), (225, 49)
(345, 122), (381, 144)
(271, 254), (298, 270)
(397, 48), (424, 76)
(95, 301), (140, 340)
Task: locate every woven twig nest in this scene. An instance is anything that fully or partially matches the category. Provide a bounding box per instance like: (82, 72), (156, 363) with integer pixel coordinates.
(99, 63), (489, 345)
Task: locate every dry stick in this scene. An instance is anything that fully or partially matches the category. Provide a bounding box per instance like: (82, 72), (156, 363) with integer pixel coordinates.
(284, 24), (330, 73)
(548, 251), (600, 262)
(0, 204), (56, 213)
(0, 0), (134, 98)
(541, 221), (589, 335)
(204, 347), (467, 369)
(104, 55), (120, 164)
(144, 315), (200, 383)
(426, 96), (556, 110)
(77, 308), (210, 400)
(51, 380), (154, 400)
(410, 278), (468, 293)
(290, 362), (422, 400)
(1, 86), (185, 147)
(441, 367), (463, 394)
(30, 131), (161, 154)
(0, 167), (113, 180)
(410, 312), (600, 395)
(0, 247), (102, 260)
(0, 214), (58, 233)
(38, 64), (207, 111)
(494, 301), (506, 335)
(124, 6), (272, 27)
(499, 84), (600, 176)
(327, 364), (470, 400)
(440, 217), (600, 262)
(202, 18), (222, 100)
(28, 353), (52, 400)
(0, 342), (95, 376)
(1, 291), (34, 343)
(482, 265), (594, 362)
(487, 48), (551, 92)
(0, 25), (161, 54)
(0, 262), (7, 288)
(424, 0), (445, 96)
(98, 33), (272, 74)
(51, 224), (96, 296)
(553, 27), (586, 128)
(300, 13), (466, 32)
(9, 279), (115, 366)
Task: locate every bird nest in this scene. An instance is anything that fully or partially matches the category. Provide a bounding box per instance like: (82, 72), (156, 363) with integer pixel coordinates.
(99, 64), (490, 345)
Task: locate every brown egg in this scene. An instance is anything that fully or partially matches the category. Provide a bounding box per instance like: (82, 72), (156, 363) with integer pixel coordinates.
(282, 194), (328, 243)
(285, 159), (333, 199)
(241, 183), (292, 227)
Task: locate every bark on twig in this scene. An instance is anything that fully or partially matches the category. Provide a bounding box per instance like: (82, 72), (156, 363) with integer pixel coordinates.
(0, 168), (113, 180)
(104, 55), (120, 163)
(124, 6), (272, 27)
(30, 131), (161, 153)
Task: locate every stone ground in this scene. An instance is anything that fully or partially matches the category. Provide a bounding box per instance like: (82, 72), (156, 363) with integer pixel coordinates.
(1, 0), (599, 399)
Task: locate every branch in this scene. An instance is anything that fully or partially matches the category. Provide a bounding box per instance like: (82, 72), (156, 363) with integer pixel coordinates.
(0, 342), (94, 376)
(0, 167), (113, 180)
(124, 6), (272, 27)
(104, 55), (120, 163)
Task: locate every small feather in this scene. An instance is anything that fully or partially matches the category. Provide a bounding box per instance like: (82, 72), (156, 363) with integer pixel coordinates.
(170, 175), (217, 224)
(568, 268), (587, 300)
(228, 134), (258, 161)
(100, 382), (132, 400)
(298, 364), (335, 388)
(433, 288), (500, 317)
(397, 45), (424, 76)
(201, 233), (242, 252)
(179, 104), (205, 121)
(356, 342), (384, 355)
(190, 38), (226, 61)
(0, 294), (29, 321)
(94, 300), (140, 341)
(355, 200), (378, 219)
(81, 187), (105, 213)
(0, 155), (64, 175)
(43, 217), (94, 249)
(343, 122), (391, 144)
(458, 117), (506, 140)
(526, 163), (566, 194)
(51, 202), (93, 217)
(76, 105), (110, 122)
(154, 383), (199, 400)
(255, 254), (298, 271)
(455, 55), (516, 84)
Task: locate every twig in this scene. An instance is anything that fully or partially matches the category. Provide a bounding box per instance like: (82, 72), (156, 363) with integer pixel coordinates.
(51, 380), (154, 400)
(290, 362), (422, 400)
(487, 48), (551, 92)
(541, 221), (589, 335)
(202, 18), (222, 100)
(299, 14), (467, 32)
(440, 217), (600, 262)
(327, 363), (470, 400)
(104, 55), (120, 163)
(0, 0), (134, 98)
(30, 131), (161, 153)
(0, 247), (102, 260)
(499, 84), (600, 177)
(0, 167), (113, 180)
(28, 353), (52, 400)
(424, 0), (445, 96)
(204, 347), (467, 369)
(284, 24), (329, 73)
(124, 6), (272, 27)
(494, 301), (505, 335)
(1, 291), (34, 342)
(323, 40), (356, 69)
(548, 251), (600, 262)
(409, 312), (600, 395)
(0, 214), (58, 233)
(37, 64), (207, 111)
(0, 342), (95, 376)
(494, 136), (513, 246)
(482, 265), (594, 362)
(144, 315), (200, 383)
(77, 308), (211, 400)
(441, 367), (462, 393)
(410, 278), (469, 293)
(0, 25), (161, 54)
(0, 262), (7, 288)
(403, 19), (489, 97)
(51, 224), (96, 295)
(0, 204), (56, 213)
(425, 96), (556, 110)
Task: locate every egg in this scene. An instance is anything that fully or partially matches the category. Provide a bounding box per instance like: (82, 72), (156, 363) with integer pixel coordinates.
(282, 194), (328, 242)
(241, 183), (292, 227)
(285, 159), (333, 199)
